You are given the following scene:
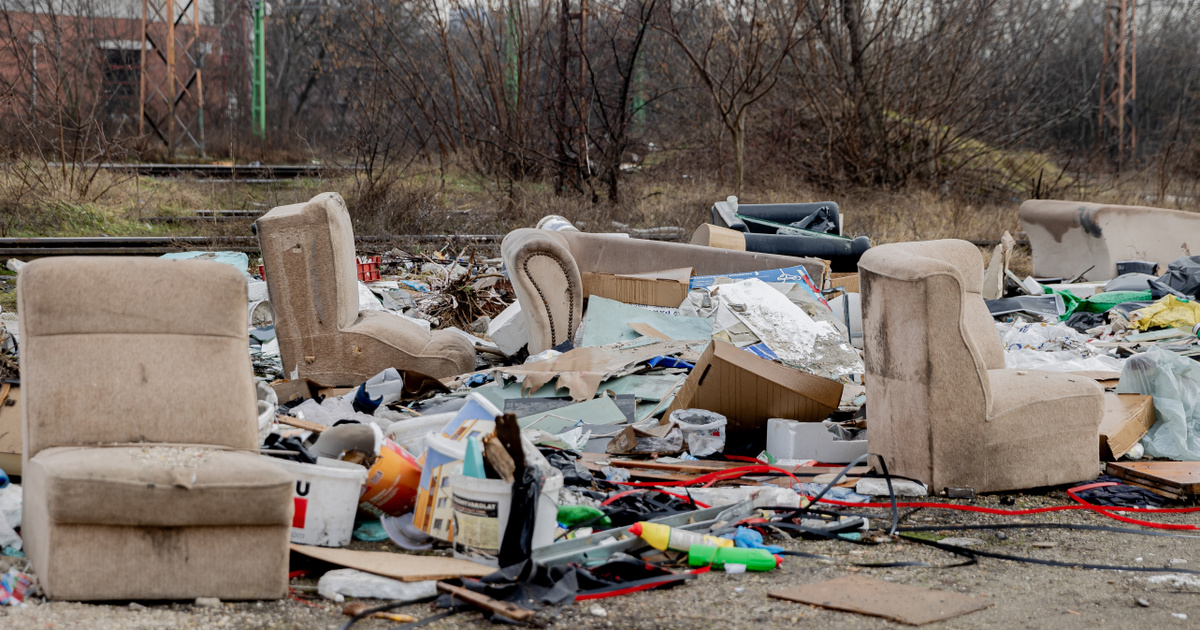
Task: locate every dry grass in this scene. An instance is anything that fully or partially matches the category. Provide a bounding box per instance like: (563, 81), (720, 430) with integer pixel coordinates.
(0, 162), (340, 237)
(3, 159), (1196, 283)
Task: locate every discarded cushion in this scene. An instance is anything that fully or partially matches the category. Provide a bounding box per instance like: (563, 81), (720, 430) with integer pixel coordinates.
(29, 446), (292, 527)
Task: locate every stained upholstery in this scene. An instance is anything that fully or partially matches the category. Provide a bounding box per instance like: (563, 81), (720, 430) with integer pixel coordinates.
(859, 240), (1104, 493)
(18, 257), (292, 600)
(1020, 200), (1200, 281)
(256, 192), (476, 384)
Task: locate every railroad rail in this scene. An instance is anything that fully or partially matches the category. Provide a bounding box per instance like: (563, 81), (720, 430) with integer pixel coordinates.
(58, 163), (342, 179)
(0, 235), (503, 258)
(0, 228), (686, 258)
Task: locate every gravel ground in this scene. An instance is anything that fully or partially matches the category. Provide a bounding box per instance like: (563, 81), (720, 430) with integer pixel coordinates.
(4, 491), (1199, 630)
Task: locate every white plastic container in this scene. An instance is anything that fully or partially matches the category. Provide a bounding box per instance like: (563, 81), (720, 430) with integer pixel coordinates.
(270, 456), (368, 547)
(384, 412), (456, 455)
(450, 469), (564, 567)
(765, 418), (867, 464)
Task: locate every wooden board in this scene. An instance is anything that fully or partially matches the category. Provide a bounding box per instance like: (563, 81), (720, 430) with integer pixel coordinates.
(290, 545), (492, 582)
(276, 414), (328, 434)
(1105, 461), (1200, 501)
(769, 576), (992, 626)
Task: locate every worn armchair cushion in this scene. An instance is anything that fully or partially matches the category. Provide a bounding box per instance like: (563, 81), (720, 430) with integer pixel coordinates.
(29, 446), (293, 527)
(17, 256), (292, 601)
(19, 258), (259, 457)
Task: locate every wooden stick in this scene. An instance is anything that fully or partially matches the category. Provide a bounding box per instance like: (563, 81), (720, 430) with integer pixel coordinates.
(436, 582), (534, 622)
(276, 414), (328, 433)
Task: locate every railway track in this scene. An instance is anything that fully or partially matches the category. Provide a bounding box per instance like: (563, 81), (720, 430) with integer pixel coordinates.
(0, 235), (505, 258)
(75, 163), (340, 179)
(0, 228), (686, 258)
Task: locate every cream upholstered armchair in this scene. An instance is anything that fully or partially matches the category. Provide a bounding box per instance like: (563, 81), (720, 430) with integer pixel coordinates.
(858, 240), (1104, 493)
(256, 192), (476, 384)
(501, 228), (828, 354)
(19, 257), (293, 600)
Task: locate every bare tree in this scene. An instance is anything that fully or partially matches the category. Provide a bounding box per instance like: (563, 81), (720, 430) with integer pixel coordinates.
(577, 0), (659, 202)
(659, 0), (813, 191)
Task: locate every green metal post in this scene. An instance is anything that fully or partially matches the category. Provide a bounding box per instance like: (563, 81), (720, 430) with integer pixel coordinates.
(251, 0), (266, 138)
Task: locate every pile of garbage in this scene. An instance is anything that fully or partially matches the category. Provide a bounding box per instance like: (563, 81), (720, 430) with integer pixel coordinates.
(3, 195), (1200, 626)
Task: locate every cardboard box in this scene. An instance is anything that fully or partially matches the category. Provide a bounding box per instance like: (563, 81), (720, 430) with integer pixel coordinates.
(0, 384), (20, 476)
(663, 341), (843, 453)
(829, 273), (859, 294)
(271, 378), (328, 404)
(1099, 393), (1156, 459)
(581, 268), (693, 308)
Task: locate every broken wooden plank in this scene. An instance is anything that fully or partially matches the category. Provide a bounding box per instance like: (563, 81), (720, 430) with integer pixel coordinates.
(1106, 461), (1200, 501)
(483, 433), (516, 483)
(276, 414), (329, 434)
(436, 582), (534, 622)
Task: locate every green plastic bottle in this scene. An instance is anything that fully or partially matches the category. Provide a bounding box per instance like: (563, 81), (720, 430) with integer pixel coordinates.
(687, 544), (781, 572)
(557, 505), (612, 528)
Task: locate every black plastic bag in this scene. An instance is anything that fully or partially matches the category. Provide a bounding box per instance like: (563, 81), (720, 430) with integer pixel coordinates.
(540, 448), (594, 486)
(498, 467), (545, 568)
(1158, 255), (1200, 298)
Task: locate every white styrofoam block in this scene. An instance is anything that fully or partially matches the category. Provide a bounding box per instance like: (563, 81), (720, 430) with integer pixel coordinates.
(246, 279), (270, 303)
(855, 478), (927, 497)
(765, 418), (868, 464)
(488, 301), (528, 356)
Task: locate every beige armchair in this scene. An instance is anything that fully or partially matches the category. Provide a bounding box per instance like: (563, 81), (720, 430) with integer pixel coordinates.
(858, 240), (1103, 493)
(502, 228), (828, 354)
(257, 192), (476, 384)
(19, 257), (292, 600)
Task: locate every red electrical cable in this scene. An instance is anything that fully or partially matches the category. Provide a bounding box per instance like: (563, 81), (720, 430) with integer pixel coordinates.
(606, 464), (1200, 530)
(1065, 482), (1199, 531)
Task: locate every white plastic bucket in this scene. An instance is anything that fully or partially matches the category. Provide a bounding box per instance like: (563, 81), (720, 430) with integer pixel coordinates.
(271, 456), (367, 547)
(450, 469), (563, 567)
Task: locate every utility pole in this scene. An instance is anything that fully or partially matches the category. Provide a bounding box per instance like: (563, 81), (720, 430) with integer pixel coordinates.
(251, 0), (266, 138)
(1099, 0), (1137, 170)
(140, 0), (206, 157)
(555, 0), (587, 192)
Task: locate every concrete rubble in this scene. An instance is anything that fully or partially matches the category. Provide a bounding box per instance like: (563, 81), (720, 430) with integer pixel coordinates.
(0, 193), (1198, 626)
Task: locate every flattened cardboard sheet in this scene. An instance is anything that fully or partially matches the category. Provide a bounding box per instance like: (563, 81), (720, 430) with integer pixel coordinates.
(769, 576), (991, 625)
(290, 545), (492, 582)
